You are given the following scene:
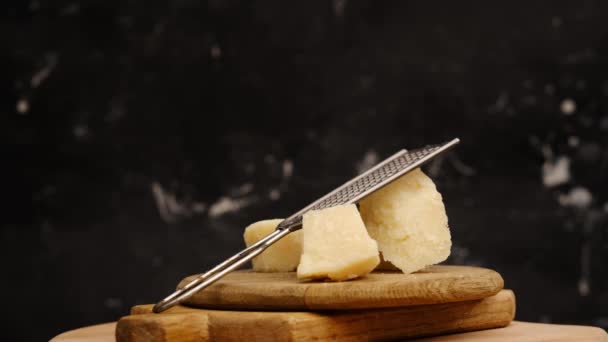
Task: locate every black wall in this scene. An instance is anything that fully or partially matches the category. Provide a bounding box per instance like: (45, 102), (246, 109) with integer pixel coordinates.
(3, 1), (608, 340)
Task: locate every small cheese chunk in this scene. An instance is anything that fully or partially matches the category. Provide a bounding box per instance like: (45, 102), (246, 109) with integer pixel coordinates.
(297, 204), (380, 281)
(244, 219), (302, 272)
(360, 168), (451, 274)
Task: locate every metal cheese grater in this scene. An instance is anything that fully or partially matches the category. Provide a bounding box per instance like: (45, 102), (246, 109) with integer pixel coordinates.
(153, 138), (460, 313)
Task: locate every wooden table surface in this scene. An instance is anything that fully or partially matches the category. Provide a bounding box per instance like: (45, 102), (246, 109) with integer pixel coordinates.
(51, 321), (607, 341)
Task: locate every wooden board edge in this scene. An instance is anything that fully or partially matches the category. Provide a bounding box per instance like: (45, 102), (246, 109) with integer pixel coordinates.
(117, 290), (515, 342)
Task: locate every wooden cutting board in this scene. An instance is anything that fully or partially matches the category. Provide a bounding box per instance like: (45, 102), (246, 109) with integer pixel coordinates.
(178, 265), (503, 310)
(116, 290), (516, 342)
(55, 321), (608, 342)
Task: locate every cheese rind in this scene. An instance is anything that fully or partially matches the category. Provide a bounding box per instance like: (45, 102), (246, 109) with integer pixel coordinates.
(243, 219), (302, 272)
(360, 168), (451, 274)
(297, 204), (380, 281)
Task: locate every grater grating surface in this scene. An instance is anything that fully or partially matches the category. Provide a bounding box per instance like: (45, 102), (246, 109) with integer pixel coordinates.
(279, 139), (459, 230)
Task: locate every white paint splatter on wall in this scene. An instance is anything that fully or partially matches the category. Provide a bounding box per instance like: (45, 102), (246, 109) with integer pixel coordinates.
(231, 183), (254, 197)
(151, 182), (207, 223)
(208, 196), (253, 218)
(578, 240), (591, 297)
(449, 155), (476, 176)
(568, 136), (580, 147)
(542, 156), (571, 187)
(16, 99), (29, 114)
(31, 52), (58, 88)
(558, 187), (593, 208)
(560, 98), (577, 115)
(268, 188), (280, 201)
(355, 150), (379, 173)
(282, 160), (294, 179)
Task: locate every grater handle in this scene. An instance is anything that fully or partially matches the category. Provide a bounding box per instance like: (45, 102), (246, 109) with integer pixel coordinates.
(153, 228), (293, 313)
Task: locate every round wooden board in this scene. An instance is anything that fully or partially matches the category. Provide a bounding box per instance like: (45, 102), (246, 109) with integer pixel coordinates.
(178, 265), (504, 310)
(51, 321), (608, 342)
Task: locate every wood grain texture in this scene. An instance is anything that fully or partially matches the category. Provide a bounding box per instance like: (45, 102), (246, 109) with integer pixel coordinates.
(177, 265), (504, 310)
(116, 290), (516, 342)
(116, 312), (208, 342)
(50, 321), (608, 342)
(415, 321), (608, 342)
(50, 322), (117, 342)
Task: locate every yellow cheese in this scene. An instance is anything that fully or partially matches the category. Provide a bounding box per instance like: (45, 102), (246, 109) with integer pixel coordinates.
(243, 219), (302, 272)
(360, 168), (451, 274)
(297, 204), (380, 281)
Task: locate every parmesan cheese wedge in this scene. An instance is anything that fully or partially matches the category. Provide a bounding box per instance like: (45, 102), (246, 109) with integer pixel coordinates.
(243, 219), (302, 272)
(359, 168), (451, 274)
(297, 204), (380, 281)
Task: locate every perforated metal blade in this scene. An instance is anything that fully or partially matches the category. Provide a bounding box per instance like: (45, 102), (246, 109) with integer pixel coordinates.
(278, 138), (460, 230)
(153, 138), (460, 313)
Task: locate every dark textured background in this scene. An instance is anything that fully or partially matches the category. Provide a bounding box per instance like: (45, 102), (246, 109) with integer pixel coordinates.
(3, 0), (608, 340)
